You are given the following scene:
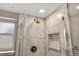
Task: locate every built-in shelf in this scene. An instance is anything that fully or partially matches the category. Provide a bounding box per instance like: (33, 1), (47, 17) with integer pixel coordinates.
(48, 33), (61, 52)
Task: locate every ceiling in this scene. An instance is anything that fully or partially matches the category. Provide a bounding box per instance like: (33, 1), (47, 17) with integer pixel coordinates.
(0, 3), (63, 18)
(68, 3), (79, 16)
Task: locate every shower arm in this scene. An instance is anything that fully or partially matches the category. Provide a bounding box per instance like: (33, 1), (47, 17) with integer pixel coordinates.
(27, 17), (39, 30)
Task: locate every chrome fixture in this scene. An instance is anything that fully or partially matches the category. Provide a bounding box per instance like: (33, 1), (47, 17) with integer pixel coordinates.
(34, 17), (40, 24)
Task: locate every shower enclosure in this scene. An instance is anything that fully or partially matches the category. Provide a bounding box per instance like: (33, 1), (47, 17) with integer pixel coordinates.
(0, 3), (79, 56)
(16, 13), (71, 56)
(15, 4), (73, 56)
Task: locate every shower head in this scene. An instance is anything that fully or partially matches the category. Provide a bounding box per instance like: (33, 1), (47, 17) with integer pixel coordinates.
(36, 20), (40, 24)
(33, 17), (40, 24)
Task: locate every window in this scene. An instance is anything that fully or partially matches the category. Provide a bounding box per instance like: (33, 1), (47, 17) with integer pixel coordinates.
(0, 22), (15, 51)
(0, 22), (14, 34)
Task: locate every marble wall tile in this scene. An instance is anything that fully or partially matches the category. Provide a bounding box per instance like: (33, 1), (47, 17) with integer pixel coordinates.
(46, 4), (73, 56)
(16, 15), (46, 56)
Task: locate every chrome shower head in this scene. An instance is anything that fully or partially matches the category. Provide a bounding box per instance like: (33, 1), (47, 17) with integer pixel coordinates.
(33, 17), (40, 24)
(36, 20), (40, 24)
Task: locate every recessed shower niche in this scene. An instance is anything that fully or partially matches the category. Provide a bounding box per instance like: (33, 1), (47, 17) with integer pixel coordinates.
(48, 33), (61, 51)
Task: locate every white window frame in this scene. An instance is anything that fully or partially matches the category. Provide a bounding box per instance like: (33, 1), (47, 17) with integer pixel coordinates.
(0, 16), (17, 55)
